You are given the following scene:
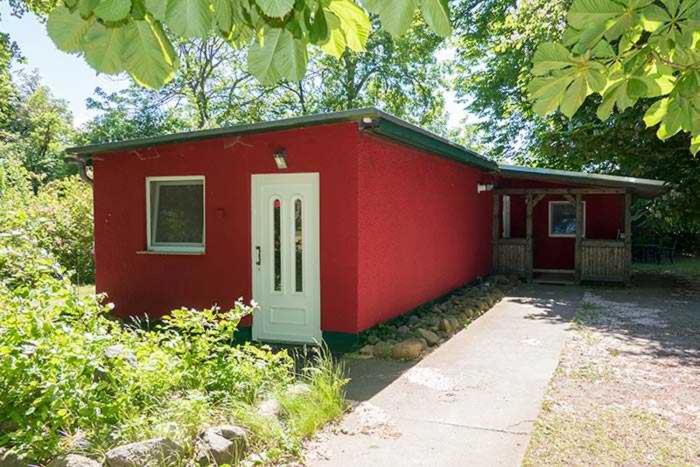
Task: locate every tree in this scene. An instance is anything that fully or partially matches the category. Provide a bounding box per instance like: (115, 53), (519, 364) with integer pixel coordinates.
(79, 21), (451, 136)
(0, 33), (22, 135)
(529, 0), (700, 155)
(275, 18), (450, 131)
(452, 0), (700, 248)
(1, 72), (76, 184)
(20, 0), (453, 89)
(154, 38), (279, 129)
(453, 0), (570, 160)
(78, 86), (190, 143)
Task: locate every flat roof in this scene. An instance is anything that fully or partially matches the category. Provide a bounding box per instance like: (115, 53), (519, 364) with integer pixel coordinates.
(66, 108), (667, 196)
(67, 107), (497, 171)
(499, 165), (667, 197)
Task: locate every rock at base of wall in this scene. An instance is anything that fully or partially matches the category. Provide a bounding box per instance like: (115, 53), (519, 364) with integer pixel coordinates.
(391, 338), (426, 360)
(416, 328), (440, 346)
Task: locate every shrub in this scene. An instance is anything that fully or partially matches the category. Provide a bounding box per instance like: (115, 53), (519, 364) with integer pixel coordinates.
(1, 159), (94, 285)
(33, 175), (94, 284)
(0, 158), (346, 464)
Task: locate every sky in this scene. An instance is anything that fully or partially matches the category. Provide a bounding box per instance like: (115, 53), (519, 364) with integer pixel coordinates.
(1, 3), (128, 126)
(1, 5), (468, 129)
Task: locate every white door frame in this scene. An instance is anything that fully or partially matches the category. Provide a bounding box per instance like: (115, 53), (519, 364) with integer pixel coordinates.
(251, 173), (321, 344)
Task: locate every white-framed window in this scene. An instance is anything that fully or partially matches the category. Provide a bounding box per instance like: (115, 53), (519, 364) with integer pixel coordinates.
(549, 200), (586, 238)
(146, 176), (205, 252)
(502, 195), (511, 238)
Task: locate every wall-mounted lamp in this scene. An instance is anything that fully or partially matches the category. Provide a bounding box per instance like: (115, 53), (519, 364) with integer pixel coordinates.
(477, 183), (494, 193)
(273, 148), (288, 170)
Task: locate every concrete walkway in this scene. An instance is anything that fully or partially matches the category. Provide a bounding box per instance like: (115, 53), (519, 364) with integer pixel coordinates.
(304, 285), (582, 467)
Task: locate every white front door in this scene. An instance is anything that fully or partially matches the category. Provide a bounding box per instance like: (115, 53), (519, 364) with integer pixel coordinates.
(251, 173), (321, 344)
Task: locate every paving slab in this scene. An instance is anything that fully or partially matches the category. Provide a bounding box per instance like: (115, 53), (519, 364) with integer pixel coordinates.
(304, 285), (582, 467)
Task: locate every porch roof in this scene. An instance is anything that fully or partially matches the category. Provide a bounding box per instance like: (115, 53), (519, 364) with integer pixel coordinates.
(498, 165), (667, 198)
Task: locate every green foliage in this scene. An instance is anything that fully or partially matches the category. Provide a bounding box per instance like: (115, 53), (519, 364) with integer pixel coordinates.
(453, 0), (700, 246)
(79, 86), (190, 142)
(278, 348), (347, 439)
(1, 71), (76, 183)
(0, 32), (22, 133)
(530, 0), (700, 154)
(80, 22), (449, 136)
(0, 159), (94, 284)
(35, 0), (452, 88)
(0, 160), (347, 463)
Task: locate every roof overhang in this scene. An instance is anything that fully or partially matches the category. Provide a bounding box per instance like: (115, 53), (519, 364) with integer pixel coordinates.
(66, 107), (498, 172)
(498, 164), (667, 198)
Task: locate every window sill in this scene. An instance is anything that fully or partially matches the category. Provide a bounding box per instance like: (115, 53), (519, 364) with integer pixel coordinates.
(137, 250), (205, 256)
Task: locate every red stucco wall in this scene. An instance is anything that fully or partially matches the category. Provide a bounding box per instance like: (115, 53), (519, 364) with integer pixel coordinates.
(355, 135), (494, 331)
(500, 180), (624, 270)
(94, 121), (497, 335)
(93, 122), (361, 333)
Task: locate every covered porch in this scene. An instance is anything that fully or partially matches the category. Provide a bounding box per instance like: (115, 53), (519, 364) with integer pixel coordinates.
(491, 166), (667, 285)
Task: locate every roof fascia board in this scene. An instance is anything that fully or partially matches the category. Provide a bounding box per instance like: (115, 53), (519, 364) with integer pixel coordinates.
(66, 108), (382, 157)
(367, 117), (498, 171)
(498, 165), (666, 197)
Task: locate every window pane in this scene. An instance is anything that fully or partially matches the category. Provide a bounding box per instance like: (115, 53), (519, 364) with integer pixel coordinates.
(152, 181), (203, 244)
(273, 198), (282, 292)
(294, 198), (303, 293)
(551, 203), (577, 236)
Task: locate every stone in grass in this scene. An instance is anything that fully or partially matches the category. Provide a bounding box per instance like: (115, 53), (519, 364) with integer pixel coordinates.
(256, 397), (281, 419)
(416, 328), (440, 346)
(397, 325), (410, 335)
(0, 448), (26, 467)
(47, 454), (101, 467)
(105, 438), (183, 467)
(372, 341), (394, 358)
(391, 338), (426, 360)
(194, 425), (248, 466)
(408, 315), (420, 325)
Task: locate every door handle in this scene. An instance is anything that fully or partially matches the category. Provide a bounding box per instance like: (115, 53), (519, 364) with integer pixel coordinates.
(255, 246), (261, 266)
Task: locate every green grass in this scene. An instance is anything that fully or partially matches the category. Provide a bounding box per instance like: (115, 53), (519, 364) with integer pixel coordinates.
(278, 348), (348, 440)
(524, 406), (700, 466)
(227, 347), (348, 463)
(633, 257), (700, 278)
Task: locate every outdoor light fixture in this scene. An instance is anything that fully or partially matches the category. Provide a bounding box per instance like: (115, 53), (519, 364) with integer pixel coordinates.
(273, 149), (288, 170)
(477, 183), (494, 193)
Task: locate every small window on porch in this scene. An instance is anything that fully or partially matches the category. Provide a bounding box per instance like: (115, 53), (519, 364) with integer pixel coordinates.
(147, 176), (205, 252)
(549, 201), (585, 238)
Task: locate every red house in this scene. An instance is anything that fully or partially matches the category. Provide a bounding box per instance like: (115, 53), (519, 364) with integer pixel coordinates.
(68, 109), (665, 345)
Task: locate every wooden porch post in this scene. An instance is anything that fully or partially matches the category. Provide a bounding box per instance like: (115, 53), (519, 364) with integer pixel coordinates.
(575, 194), (583, 284)
(492, 193), (500, 273)
(526, 193), (534, 282)
(624, 191), (632, 285)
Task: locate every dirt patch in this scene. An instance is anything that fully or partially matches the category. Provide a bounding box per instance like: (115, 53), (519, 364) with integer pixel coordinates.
(524, 285), (700, 466)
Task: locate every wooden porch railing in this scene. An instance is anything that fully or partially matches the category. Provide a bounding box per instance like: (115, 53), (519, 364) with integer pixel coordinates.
(493, 239), (527, 276)
(492, 187), (632, 284)
(580, 240), (627, 282)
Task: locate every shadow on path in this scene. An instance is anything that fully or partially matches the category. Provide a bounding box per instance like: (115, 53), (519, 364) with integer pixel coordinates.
(515, 273), (700, 368)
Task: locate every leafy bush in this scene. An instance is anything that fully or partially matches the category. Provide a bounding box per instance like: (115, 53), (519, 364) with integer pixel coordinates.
(0, 158), (94, 284)
(0, 158), (346, 464)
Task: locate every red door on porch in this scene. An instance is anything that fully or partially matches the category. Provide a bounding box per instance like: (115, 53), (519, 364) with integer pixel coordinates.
(533, 196), (577, 271)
